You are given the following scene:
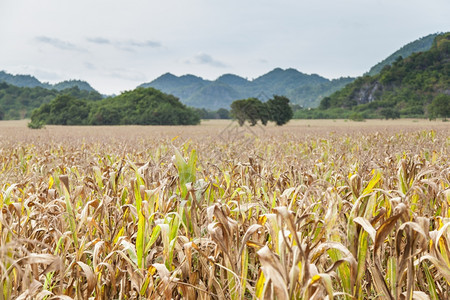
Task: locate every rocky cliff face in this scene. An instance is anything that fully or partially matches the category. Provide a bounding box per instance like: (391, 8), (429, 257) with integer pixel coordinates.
(356, 82), (383, 105)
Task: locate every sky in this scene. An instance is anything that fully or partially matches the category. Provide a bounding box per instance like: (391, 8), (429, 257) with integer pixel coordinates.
(0, 0), (449, 95)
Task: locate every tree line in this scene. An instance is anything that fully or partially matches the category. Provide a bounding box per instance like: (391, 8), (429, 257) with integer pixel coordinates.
(30, 87), (200, 127)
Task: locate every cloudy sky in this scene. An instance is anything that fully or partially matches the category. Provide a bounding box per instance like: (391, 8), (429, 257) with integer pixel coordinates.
(0, 0), (449, 94)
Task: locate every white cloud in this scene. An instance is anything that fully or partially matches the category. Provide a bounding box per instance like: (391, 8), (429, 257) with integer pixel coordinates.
(128, 40), (161, 48)
(186, 53), (227, 68)
(35, 36), (85, 52)
(86, 37), (111, 45)
(86, 37), (162, 52)
(84, 62), (96, 70)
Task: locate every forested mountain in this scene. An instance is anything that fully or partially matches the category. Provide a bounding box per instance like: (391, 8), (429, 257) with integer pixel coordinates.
(0, 82), (102, 119)
(315, 32), (449, 119)
(0, 71), (97, 92)
(140, 68), (355, 110)
(146, 73), (209, 101)
(366, 33), (439, 76)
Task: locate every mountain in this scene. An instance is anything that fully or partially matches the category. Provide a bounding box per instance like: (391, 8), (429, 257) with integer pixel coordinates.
(0, 70), (97, 92)
(366, 33), (439, 76)
(185, 82), (241, 109)
(145, 73), (209, 100)
(216, 74), (250, 87)
(252, 68), (328, 93)
(318, 32), (449, 119)
(140, 68), (354, 110)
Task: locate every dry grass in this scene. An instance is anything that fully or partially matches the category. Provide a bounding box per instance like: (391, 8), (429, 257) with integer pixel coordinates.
(0, 119), (449, 299)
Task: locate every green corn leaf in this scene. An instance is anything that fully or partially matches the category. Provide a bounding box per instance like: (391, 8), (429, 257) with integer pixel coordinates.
(62, 184), (78, 249)
(362, 169), (381, 196)
(133, 179), (145, 270)
(422, 262), (439, 300)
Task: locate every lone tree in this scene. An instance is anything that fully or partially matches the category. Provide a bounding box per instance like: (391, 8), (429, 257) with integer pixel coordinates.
(267, 95), (293, 125)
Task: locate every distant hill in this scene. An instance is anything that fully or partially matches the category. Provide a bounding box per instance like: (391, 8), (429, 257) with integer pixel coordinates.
(147, 73), (209, 100)
(0, 70), (97, 92)
(366, 33), (439, 76)
(315, 32), (449, 119)
(140, 68), (355, 110)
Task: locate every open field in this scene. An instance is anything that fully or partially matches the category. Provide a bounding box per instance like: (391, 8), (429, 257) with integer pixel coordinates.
(1, 119), (449, 299)
(1, 118), (450, 143)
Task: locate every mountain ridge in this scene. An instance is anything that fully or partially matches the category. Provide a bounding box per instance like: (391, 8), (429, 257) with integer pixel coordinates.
(366, 33), (439, 76)
(0, 70), (97, 92)
(139, 68), (351, 110)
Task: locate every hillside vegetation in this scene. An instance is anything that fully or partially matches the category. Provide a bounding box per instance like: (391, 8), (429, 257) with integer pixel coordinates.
(0, 82), (102, 120)
(30, 87), (200, 126)
(301, 32), (449, 119)
(366, 33), (439, 76)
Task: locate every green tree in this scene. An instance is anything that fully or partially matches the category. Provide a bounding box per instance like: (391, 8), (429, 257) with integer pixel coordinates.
(428, 94), (450, 120)
(230, 99), (249, 126)
(193, 108), (209, 119)
(31, 94), (91, 125)
(230, 98), (267, 126)
(379, 107), (400, 120)
(88, 104), (122, 125)
(319, 96), (331, 110)
(267, 95), (293, 125)
(216, 108), (230, 119)
(241, 98), (262, 126)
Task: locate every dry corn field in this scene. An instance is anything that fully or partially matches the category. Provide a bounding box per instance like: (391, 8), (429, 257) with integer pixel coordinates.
(1, 119), (449, 299)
